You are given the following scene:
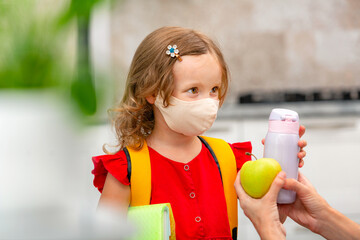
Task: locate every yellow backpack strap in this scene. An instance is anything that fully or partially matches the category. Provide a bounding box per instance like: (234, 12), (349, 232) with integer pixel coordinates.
(199, 136), (238, 240)
(124, 141), (151, 207)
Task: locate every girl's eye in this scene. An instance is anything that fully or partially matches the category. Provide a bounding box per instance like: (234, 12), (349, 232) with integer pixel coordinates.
(187, 87), (198, 94)
(211, 86), (219, 93)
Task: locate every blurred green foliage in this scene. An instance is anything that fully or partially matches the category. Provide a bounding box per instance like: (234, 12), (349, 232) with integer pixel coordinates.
(0, 0), (113, 116)
(59, 0), (104, 23)
(0, 0), (63, 89)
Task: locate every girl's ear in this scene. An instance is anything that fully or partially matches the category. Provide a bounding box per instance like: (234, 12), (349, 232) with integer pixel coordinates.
(146, 95), (156, 104)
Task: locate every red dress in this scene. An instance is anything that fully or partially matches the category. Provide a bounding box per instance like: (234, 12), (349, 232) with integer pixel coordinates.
(92, 141), (252, 240)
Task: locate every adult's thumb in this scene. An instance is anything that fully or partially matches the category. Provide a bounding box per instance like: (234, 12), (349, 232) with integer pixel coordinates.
(267, 171), (286, 201)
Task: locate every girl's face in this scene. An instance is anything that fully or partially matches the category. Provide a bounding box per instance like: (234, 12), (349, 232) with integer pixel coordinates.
(172, 53), (222, 101)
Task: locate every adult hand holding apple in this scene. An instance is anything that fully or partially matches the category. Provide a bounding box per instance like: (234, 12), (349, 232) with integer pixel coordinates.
(235, 170), (287, 240)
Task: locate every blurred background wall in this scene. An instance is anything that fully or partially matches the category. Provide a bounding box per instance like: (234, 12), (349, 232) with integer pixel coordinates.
(1, 0), (359, 239)
(109, 0), (360, 104)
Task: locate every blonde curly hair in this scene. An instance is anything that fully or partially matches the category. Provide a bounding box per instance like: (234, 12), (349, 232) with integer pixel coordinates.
(106, 26), (229, 153)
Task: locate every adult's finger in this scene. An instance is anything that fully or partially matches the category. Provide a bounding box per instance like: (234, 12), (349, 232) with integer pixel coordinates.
(234, 171), (246, 199)
(266, 171), (286, 202)
(299, 125), (306, 137)
(298, 140), (307, 148)
(298, 159), (304, 168)
(234, 171), (254, 210)
(298, 150), (306, 159)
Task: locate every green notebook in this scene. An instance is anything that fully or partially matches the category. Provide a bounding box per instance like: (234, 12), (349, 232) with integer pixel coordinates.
(127, 203), (175, 240)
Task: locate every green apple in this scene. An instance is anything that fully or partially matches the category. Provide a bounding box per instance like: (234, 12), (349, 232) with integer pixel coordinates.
(240, 156), (282, 198)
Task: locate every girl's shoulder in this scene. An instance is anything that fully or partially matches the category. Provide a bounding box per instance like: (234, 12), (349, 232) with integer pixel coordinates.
(91, 150), (129, 193)
(227, 141), (253, 171)
(228, 141), (252, 152)
(92, 150), (127, 164)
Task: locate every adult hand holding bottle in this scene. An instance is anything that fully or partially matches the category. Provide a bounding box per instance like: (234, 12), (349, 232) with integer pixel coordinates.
(279, 172), (360, 240)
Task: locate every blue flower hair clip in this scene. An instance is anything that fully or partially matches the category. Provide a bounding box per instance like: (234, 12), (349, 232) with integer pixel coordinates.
(166, 45), (182, 62)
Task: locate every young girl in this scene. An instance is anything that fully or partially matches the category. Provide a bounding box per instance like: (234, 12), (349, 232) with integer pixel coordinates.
(92, 26), (307, 240)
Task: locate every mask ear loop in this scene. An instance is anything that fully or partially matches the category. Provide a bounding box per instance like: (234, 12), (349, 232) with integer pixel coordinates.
(166, 45), (182, 62)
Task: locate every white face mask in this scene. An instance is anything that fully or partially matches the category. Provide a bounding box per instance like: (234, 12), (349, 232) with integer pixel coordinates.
(154, 95), (219, 136)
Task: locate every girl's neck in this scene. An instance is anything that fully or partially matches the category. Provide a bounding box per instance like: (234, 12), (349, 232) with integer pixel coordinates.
(148, 128), (195, 146)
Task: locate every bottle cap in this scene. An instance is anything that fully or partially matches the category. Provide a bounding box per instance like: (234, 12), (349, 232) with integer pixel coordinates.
(268, 108), (299, 134)
(269, 108), (299, 122)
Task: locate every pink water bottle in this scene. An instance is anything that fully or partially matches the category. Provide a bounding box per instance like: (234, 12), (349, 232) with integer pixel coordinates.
(264, 108), (300, 204)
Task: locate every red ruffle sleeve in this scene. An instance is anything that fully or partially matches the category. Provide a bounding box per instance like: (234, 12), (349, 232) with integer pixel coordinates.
(91, 150), (129, 193)
(229, 141), (252, 171)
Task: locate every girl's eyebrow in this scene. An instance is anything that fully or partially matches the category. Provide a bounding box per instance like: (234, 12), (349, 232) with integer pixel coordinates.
(181, 80), (202, 87)
(183, 79), (221, 86)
